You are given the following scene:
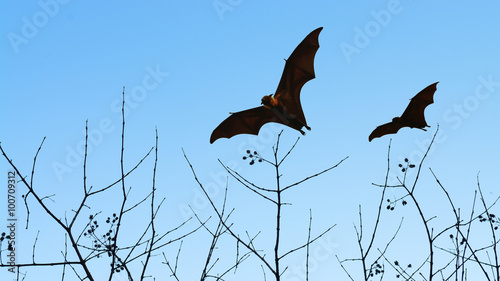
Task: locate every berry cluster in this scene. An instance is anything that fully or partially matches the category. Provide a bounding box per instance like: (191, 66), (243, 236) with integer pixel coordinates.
(394, 260), (412, 278)
(479, 213), (499, 230)
(386, 197), (407, 211)
(83, 214), (118, 257)
(449, 233), (467, 245)
(242, 150), (263, 165)
(0, 232), (14, 251)
(369, 260), (384, 277)
(398, 158), (415, 173)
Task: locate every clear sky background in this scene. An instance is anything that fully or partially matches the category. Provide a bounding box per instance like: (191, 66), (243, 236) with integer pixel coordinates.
(1, 1), (499, 280)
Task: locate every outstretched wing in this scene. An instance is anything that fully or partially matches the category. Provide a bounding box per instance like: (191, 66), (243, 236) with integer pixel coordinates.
(210, 106), (277, 143)
(273, 27), (323, 126)
(368, 122), (405, 142)
(400, 82), (439, 127)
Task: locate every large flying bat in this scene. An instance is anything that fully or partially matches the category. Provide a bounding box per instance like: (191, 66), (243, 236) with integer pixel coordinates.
(210, 27), (323, 144)
(369, 82), (439, 142)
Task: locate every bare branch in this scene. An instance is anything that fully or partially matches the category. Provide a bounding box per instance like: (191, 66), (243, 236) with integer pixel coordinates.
(282, 156), (348, 192)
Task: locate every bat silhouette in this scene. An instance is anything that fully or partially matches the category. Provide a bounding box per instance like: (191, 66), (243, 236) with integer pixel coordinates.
(369, 82), (439, 142)
(210, 27), (323, 144)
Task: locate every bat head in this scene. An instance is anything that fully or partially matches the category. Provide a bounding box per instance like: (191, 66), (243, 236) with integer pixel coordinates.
(261, 95), (278, 109)
(392, 117), (402, 123)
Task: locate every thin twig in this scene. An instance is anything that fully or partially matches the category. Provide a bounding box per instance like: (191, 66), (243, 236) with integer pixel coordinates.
(306, 209), (312, 281)
(477, 173), (499, 280)
(282, 156), (348, 192)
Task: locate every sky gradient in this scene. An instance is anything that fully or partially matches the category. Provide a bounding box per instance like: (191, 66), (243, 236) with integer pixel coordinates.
(1, 1), (499, 280)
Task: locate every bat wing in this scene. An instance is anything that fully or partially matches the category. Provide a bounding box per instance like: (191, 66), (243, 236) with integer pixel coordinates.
(210, 106), (279, 143)
(273, 27), (323, 126)
(400, 82), (439, 128)
(368, 121), (405, 142)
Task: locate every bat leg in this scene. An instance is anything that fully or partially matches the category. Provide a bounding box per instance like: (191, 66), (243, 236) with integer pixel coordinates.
(299, 129), (306, 136)
(305, 125), (311, 131)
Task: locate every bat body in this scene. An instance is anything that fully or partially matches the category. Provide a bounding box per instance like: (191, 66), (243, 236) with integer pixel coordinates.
(369, 82), (439, 142)
(210, 27), (322, 144)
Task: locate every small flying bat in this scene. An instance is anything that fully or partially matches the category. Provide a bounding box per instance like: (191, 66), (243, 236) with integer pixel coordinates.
(368, 82), (439, 142)
(210, 27), (323, 144)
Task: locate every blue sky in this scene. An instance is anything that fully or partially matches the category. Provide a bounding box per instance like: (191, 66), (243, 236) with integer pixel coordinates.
(1, 1), (499, 280)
